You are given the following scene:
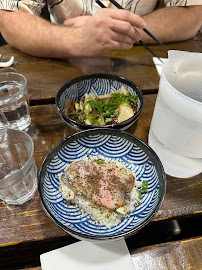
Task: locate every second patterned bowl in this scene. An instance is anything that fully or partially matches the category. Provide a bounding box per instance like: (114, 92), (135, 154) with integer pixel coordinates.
(38, 128), (166, 242)
(56, 73), (143, 131)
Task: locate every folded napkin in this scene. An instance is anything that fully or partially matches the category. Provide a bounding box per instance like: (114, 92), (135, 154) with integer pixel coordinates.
(152, 57), (167, 76)
(40, 239), (135, 270)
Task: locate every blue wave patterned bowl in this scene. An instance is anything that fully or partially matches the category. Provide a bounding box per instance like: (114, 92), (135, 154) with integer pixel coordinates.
(56, 74), (143, 131)
(38, 129), (166, 241)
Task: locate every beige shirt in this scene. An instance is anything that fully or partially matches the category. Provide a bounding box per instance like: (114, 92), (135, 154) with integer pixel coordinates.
(0, 0), (201, 23)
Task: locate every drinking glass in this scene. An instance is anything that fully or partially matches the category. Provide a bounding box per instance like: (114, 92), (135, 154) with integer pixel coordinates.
(0, 72), (31, 130)
(0, 128), (37, 205)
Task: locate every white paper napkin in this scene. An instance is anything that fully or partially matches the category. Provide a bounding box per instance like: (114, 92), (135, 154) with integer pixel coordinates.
(152, 57), (167, 76)
(40, 239), (135, 270)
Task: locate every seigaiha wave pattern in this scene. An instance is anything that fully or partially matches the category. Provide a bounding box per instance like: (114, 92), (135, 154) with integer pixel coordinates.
(42, 133), (164, 239)
(58, 77), (141, 114)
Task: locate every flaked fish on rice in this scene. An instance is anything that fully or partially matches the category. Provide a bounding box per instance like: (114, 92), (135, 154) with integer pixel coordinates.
(59, 157), (142, 228)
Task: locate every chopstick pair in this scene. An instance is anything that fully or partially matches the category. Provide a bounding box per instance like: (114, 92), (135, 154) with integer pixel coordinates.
(96, 0), (168, 63)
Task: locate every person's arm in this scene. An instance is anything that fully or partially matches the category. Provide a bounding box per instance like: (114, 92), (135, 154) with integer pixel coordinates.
(139, 5), (202, 44)
(0, 9), (146, 58)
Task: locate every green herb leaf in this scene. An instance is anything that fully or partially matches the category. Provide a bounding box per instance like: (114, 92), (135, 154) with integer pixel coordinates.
(96, 158), (104, 164)
(138, 180), (148, 198)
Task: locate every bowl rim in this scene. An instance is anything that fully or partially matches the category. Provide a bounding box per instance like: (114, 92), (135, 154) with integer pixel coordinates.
(38, 128), (166, 241)
(55, 73), (144, 130)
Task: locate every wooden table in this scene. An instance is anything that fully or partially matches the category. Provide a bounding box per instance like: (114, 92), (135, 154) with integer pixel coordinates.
(0, 33), (202, 270)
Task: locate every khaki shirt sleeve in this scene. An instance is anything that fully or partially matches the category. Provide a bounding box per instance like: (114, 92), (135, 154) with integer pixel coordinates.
(0, 0), (45, 15)
(163, 0), (202, 7)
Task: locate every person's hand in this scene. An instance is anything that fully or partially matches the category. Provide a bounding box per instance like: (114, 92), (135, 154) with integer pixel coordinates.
(63, 16), (90, 28)
(64, 9), (146, 57)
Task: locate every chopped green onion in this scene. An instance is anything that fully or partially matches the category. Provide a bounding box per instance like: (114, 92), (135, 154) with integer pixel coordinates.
(105, 118), (113, 123)
(80, 101), (84, 111)
(75, 103), (80, 111)
(78, 115), (86, 122)
(84, 103), (92, 114)
(66, 92), (138, 125)
(138, 180), (148, 198)
(142, 180), (148, 190)
(113, 110), (119, 117)
(96, 158), (104, 164)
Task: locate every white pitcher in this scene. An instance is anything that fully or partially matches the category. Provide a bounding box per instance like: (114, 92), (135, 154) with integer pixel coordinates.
(149, 50), (202, 178)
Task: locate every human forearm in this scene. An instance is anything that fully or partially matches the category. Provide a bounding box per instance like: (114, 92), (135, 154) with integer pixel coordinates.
(140, 6), (202, 44)
(0, 9), (146, 58)
(0, 10), (76, 58)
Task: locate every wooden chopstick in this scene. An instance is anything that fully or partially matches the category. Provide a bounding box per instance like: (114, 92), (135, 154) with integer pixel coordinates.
(107, 0), (168, 52)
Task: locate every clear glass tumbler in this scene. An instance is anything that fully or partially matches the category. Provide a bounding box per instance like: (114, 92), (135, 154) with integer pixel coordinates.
(0, 128), (37, 205)
(0, 72), (31, 130)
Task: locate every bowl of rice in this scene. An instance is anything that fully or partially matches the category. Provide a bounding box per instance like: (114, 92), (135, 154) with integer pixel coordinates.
(56, 73), (143, 131)
(38, 128), (166, 241)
